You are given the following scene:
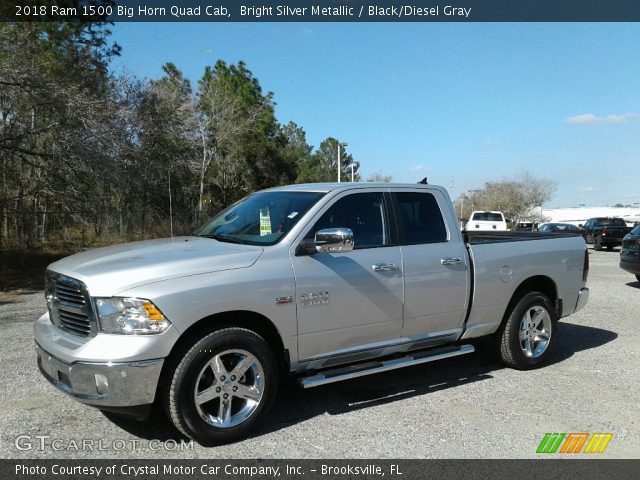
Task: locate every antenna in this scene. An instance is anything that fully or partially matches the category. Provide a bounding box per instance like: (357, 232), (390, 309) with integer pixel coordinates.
(168, 170), (174, 238)
(418, 177), (428, 184)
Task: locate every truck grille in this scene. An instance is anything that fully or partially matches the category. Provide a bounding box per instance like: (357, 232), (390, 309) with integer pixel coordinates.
(45, 272), (95, 337)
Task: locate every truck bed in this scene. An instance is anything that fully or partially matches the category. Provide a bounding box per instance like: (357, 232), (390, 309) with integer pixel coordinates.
(461, 231), (587, 340)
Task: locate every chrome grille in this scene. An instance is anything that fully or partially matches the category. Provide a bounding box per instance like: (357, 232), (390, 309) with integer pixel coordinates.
(45, 272), (95, 337)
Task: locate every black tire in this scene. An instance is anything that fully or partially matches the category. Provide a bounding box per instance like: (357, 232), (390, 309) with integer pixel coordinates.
(606, 245), (614, 251)
(165, 328), (279, 446)
(498, 291), (557, 370)
(593, 237), (602, 251)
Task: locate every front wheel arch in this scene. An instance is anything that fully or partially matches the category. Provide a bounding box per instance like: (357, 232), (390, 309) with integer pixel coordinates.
(154, 311), (289, 408)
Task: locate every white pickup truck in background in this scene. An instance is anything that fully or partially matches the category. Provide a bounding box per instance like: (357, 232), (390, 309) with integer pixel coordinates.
(467, 210), (508, 231)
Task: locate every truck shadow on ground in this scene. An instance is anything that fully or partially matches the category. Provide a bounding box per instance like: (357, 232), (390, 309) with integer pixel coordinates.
(104, 322), (617, 443)
(625, 280), (640, 289)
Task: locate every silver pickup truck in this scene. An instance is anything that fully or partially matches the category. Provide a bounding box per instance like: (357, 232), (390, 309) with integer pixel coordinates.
(35, 183), (589, 445)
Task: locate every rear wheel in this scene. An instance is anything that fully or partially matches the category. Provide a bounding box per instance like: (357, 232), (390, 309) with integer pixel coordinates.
(498, 291), (556, 370)
(165, 328), (279, 445)
(593, 237), (603, 251)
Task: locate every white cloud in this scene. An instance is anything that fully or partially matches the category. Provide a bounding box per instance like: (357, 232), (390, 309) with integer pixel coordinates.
(565, 112), (640, 125)
(407, 165), (423, 172)
(579, 186), (601, 193)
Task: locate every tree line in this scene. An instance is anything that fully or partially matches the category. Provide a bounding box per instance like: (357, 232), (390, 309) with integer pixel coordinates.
(0, 22), (366, 251)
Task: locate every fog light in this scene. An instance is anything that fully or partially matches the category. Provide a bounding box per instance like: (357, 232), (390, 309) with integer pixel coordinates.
(95, 374), (109, 395)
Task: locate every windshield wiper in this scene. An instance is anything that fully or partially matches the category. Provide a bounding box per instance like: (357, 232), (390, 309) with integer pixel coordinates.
(197, 233), (245, 244)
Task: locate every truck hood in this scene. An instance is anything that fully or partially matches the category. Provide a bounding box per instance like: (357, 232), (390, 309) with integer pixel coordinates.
(47, 236), (264, 296)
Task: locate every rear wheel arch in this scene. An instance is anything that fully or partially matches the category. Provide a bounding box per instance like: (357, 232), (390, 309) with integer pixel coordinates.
(501, 275), (559, 327)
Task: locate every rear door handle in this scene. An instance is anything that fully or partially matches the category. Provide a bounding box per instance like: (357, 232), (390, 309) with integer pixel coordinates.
(372, 263), (399, 272)
(440, 257), (462, 265)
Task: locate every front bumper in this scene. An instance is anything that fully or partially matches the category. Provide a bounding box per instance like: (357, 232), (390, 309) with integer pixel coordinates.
(36, 343), (163, 407)
(574, 287), (589, 314)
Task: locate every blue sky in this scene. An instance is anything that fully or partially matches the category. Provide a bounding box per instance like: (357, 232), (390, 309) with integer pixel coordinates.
(111, 23), (640, 207)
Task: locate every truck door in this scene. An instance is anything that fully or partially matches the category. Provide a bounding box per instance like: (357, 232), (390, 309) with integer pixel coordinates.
(391, 189), (470, 345)
(291, 189), (403, 362)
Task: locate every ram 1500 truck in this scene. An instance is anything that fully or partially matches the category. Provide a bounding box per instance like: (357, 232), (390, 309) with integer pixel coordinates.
(34, 183), (590, 445)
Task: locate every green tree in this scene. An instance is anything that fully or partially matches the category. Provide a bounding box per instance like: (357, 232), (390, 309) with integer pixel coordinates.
(0, 21), (122, 246)
(297, 137), (360, 183)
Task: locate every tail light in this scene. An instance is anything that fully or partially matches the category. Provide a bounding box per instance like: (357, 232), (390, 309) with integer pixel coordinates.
(582, 249), (589, 282)
(602, 227), (607, 236)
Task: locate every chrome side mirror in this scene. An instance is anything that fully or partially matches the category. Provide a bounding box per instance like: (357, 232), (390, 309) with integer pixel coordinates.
(315, 228), (354, 253)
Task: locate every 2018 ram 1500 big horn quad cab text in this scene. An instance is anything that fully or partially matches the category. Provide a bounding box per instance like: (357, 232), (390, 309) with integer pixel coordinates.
(35, 183), (590, 445)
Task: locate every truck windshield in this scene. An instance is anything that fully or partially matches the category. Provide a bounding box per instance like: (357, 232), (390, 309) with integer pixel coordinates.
(194, 191), (325, 246)
(472, 212), (503, 222)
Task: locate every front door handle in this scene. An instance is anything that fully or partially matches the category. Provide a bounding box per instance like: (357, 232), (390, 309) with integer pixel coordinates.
(440, 257), (462, 265)
(372, 263), (399, 272)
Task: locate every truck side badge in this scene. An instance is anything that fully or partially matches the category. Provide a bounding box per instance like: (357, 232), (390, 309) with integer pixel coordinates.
(300, 291), (329, 307)
(276, 296), (294, 305)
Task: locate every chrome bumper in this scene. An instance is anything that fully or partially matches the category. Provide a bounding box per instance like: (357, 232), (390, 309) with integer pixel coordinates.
(36, 343), (163, 407)
(574, 287), (589, 314)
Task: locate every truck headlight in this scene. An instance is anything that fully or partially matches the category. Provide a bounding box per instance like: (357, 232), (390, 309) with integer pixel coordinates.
(94, 297), (171, 335)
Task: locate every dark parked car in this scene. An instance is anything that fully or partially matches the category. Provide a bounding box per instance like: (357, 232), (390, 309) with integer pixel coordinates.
(538, 223), (581, 234)
(620, 225), (640, 282)
(580, 217), (633, 251)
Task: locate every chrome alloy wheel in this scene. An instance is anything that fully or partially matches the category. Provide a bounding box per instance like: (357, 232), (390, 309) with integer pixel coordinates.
(193, 349), (264, 429)
(519, 305), (552, 358)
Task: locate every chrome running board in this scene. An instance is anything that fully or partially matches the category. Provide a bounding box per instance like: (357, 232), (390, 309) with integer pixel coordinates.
(298, 344), (475, 388)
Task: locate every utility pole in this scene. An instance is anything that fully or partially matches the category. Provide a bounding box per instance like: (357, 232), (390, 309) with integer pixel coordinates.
(337, 142), (348, 182)
(351, 163), (354, 182)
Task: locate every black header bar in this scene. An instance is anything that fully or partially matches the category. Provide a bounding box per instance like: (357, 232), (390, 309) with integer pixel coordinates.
(3, 0), (640, 22)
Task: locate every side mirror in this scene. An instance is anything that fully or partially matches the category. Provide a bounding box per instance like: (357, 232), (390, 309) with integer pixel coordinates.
(315, 228), (354, 253)
(578, 224), (583, 228)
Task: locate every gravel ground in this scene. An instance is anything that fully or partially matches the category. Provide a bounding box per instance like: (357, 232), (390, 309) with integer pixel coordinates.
(0, 249), (638, 459)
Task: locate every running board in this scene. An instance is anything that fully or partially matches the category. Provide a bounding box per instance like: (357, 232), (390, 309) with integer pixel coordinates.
(298, 344), (475, 388)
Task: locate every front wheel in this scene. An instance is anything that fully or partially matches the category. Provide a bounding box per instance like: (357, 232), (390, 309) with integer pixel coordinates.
(165, 328), (279, 445)
(498, 291), (556, 370)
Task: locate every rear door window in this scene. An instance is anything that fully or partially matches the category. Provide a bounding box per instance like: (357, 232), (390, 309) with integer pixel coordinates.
(393, 192), (448, 245)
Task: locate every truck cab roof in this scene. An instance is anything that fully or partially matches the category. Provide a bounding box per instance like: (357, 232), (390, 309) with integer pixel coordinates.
(265, 182), (448, 194)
